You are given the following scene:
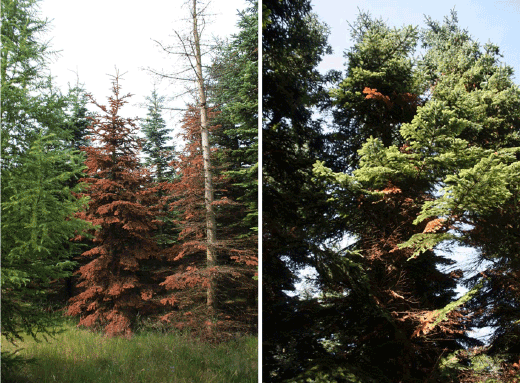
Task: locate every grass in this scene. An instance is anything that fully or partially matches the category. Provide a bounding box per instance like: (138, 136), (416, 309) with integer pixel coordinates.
(2, 320), (258, 383)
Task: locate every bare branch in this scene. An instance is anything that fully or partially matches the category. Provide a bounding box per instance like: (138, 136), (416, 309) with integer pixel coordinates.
(151, 39), (197, 57)
(145, 68), (195, 82)
(174, 30), (199, 84)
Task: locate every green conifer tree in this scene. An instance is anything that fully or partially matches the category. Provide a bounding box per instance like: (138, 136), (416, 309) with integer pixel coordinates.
(1, 133), (91, 368)
(329, 11), (423, 169)
(1, 1), (92, 367)
(141, 88), (175, 183)
(312, 10), (520, 381)
(1, 0), (70, 164)
(210, 1), (258, 233)
(262, 0), (335, 380)
(64, 82), (92, 150)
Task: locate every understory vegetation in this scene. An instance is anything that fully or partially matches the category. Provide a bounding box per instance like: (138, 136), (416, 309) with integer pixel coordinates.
(2, 319), (257, 383)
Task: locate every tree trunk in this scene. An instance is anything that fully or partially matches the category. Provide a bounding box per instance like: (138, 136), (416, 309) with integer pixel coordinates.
(192, 0), (217, 316)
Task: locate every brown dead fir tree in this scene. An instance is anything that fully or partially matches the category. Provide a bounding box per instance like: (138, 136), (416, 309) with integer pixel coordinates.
(67, 73), (162, 337)
(158, 105), (257, 337)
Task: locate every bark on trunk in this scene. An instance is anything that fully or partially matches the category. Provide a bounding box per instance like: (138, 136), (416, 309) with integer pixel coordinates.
(192, 0), (217, 316)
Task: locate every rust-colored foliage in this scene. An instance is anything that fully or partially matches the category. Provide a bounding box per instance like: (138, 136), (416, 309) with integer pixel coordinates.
(363, 87), (393, 109)
(358, 86), (421, 150)
(338, 180), (466, 378)
(159, 105), (257, 337)
(423, 218), (446, 233)
(363, 86), (420, 111)
(67, 74), (161, 337)
(162, 106), (216, 261)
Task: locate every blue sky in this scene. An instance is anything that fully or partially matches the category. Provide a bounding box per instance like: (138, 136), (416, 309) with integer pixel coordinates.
(312, 0), (520, 84)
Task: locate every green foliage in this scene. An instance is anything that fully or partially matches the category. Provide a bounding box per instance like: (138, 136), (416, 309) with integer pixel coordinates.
(63, 82), (92, 150)
(1, 0), (94, 356)
(210, 2), (258, 232)
(425, 280), (485, 338)
(1, 133), (92, 344)
(420, 9), (520, 150)
(1, 0), (71, 165)
(141, 88), (175, 182)
(436, 348), (519, 383)
(329, 11), (423, 168)
(398, 233), (456, 259)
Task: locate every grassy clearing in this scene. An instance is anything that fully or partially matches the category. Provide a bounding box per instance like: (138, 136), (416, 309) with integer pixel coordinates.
(2, 321), (257, 383)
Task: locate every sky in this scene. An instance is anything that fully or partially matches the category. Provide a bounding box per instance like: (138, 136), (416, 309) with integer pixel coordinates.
(312, 0), (520, 84)
(39, 0), (248, 131)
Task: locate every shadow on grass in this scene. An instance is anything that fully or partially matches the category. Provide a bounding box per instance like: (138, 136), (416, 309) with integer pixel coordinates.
(4, 355), (126, 383)
(5, 353), (255, 383)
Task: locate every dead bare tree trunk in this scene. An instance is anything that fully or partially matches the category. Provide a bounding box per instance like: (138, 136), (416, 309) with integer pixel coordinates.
(148, 0), (219, 319)
(191, 0), (217, 316)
